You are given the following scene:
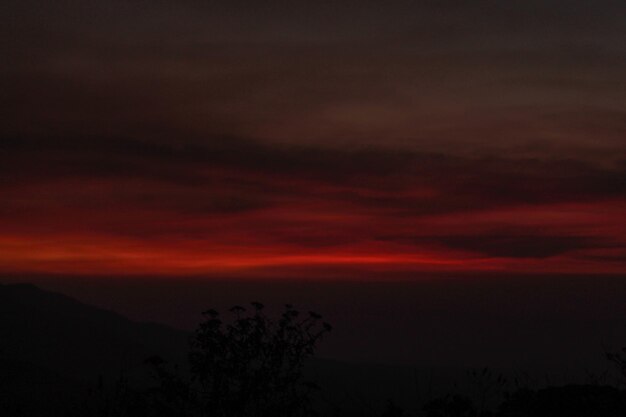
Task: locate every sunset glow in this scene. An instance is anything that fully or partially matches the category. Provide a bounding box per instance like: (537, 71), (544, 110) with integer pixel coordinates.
(2, 0), (625, 279)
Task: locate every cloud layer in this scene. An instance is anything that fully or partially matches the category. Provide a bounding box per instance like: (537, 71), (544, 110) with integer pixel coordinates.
(1, 135), (624, 275)
(1, 1), (625, 276)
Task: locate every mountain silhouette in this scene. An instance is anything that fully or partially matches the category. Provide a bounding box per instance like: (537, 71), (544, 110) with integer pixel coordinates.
(0, 282), (189, 415)
(1, 283), (188, 382)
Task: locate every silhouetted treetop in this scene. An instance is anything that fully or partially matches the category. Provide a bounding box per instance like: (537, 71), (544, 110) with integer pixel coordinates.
(150, 302), (331, 417)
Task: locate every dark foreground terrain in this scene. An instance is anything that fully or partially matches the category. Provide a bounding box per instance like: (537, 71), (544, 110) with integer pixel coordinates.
(2, 282), (626, 416)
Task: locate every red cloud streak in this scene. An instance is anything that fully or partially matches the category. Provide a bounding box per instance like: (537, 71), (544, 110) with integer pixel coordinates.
(1, 137), (625, 277)
(1, 178), (624, 276)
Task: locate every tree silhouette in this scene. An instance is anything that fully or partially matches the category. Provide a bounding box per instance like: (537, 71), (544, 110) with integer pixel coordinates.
(423, 394), (483, 417)
(150, 303), (332, 417)
(608, 347), (626, 384)
(497, 384), (626, 417)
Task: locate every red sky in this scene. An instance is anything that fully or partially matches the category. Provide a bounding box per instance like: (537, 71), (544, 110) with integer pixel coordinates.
(1, 1), (625, 278)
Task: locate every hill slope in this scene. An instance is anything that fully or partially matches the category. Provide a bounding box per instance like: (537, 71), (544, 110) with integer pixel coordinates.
(0, 283), (188, 383)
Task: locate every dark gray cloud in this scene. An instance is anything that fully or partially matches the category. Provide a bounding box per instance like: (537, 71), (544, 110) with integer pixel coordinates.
(2, 135), (625, 220)
(2, 0), (625, 160)
(438, 235), (602, 259)
(377, 233), (615, 259)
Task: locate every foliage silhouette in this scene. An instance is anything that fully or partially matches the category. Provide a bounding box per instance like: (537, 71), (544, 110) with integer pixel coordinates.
(423, 394), (484, 417)
(149, 302), (332, 417)
(497, 384), (626, 417)
(381, 399), (405, 417)
(608, 347), (626, 384)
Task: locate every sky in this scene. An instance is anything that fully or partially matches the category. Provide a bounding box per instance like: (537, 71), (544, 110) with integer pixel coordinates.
(1, 0), (625, 278)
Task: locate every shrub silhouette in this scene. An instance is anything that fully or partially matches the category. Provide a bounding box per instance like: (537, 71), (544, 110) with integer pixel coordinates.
(150, 303), (331, 417)
(423, 394), (483, 417)
(608, 347), (626, 383)
(497, 384), (626, 417)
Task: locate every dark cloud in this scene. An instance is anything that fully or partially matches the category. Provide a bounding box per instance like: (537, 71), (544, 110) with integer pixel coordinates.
(438, 235), (602, 259)
(2, 1), (625, 158)
(2, 135), (625, 218)
(378, 233), (613, 259)
(581, 253), (626, 264)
